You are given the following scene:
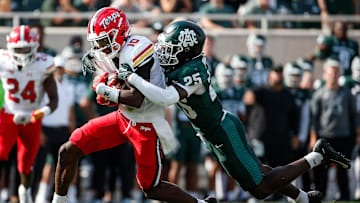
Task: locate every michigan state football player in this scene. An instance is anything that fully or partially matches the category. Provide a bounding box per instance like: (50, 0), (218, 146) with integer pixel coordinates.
(93, 20), (351, 202)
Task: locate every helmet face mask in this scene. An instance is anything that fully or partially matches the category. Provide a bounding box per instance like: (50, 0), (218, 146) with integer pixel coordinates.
(155, 34), (183, 66)
(7, 25), (39, 68)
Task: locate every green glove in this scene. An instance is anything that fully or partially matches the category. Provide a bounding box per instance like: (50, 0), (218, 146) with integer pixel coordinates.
(118, 63), (134, 81)
(81, 51), (97, 75)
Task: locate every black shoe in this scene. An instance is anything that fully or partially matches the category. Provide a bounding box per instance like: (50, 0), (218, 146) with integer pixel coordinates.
(204, 196), (218, 203)
(313, 138), (351, 169)
(307, 190), (323, 203)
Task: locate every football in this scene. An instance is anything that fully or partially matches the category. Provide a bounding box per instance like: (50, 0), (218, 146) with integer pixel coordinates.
(107, 72), (129, 90)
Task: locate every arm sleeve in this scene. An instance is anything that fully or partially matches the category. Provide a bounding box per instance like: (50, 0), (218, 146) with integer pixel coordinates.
(127, 73), (181, 106)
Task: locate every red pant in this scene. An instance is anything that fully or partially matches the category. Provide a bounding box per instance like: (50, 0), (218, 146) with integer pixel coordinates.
(0, 109), (42, 174)
(70, 111), (163, 190)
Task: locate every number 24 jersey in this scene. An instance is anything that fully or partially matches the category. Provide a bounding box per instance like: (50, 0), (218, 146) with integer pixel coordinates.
(0, 49), (55, 115)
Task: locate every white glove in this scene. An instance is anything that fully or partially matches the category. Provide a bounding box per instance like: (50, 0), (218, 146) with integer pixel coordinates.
(13, 113), (31, 125)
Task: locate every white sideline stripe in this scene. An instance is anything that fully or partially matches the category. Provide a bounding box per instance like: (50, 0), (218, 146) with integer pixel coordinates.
(154, 138), (162, 187)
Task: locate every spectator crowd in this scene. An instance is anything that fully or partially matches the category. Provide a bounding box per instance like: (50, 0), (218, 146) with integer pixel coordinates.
(1, 0), (360, 203)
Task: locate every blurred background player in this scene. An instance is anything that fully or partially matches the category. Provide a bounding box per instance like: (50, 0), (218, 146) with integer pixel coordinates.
(310, 59), (358, 200)
(283, 62), (313, 192)
(167, 105), (201, 199)
(310, 21), (358, 76)
(0, 25), (58, 203)
(245, 34), (273, 87)
(34, 56), (76, 203)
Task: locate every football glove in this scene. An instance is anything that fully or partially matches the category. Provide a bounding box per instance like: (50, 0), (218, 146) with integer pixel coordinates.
(96, 94), (117, 107)
(117, 64), (134, 81)
(13, 113), (31, 125)
(82, 51), (97, 76)
(31, 106), (51, 123)
(91, 72), (108, 92)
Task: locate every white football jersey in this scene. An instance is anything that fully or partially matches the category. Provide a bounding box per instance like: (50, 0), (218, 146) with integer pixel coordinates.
(118, 35), (166, 122)
(0, 50), (55, 115)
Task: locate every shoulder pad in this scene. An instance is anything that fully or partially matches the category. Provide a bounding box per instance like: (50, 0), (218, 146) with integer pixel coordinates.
(177, 56), (209, 86)
(120, 35), (154, 71)
(0, 49), (11, 61)
(35, 53), (55, 74)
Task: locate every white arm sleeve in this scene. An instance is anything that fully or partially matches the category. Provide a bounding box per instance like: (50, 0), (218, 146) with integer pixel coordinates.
(127, 73), (180, 106)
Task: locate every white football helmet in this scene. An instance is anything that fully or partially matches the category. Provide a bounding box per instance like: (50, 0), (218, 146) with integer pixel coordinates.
(284, 63), (302, 88)
(7, 25), (39, 68)
(247, 34), (266, 58)
(230, 55), (248, 85)
(215, 63), (234, 90)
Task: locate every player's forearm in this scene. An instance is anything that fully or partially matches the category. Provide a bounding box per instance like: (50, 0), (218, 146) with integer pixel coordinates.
(127, 73), (180, 106)
(44, 74), (58, 112)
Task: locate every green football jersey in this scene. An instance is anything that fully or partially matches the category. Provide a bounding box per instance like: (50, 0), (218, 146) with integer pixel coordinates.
(316, 35), (359, 75)
(166, 56), (223, 135)
(246, 56), (273, 87)
(287, 88), (312, 107)
(0, 80), (4, 109)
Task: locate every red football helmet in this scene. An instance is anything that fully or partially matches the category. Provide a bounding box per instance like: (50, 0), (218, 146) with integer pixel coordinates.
(87, 7), (131, 60)
(7, 25), (39, 67)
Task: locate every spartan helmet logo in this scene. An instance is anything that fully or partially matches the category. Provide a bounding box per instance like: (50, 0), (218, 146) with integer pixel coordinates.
(178, 28), (198, 48)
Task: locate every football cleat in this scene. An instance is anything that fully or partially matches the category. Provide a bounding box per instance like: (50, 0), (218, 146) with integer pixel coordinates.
(313, 138), (351, 169)
(204, 196), (218, 203)
(307, 190), (322, 203)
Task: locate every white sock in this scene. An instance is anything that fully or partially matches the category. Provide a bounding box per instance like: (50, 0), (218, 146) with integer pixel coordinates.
(18, 184), (32, 203)
(197, 200), (206, 203)
(35, 182), (49, 203)
(67, 186), (77, 203)
(0, 189), (8, 201)
(304, 152), (323, 169)
(295, 190), (308, 203)
(52, 193), (67, 203)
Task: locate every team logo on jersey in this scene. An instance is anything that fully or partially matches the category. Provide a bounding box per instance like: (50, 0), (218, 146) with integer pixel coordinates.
(178, 29), (198, 48)
(100, 12), (121, 29)
(140, 126), (151, 132)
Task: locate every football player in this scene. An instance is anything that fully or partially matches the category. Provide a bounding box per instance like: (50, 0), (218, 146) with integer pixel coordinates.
(245, 34), (273, 87)
(311, 21), (358, 76)
(0, 25), (58, 203)
(52, 8), (217, 203)
(116, 20), (351, 202)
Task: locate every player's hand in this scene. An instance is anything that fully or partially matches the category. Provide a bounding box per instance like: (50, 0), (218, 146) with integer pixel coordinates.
(30, 109), (44, 123)
(82, 51), (97, 75)
(30, 106), (51, 123)
(13, 113), (31, 125)
(96, 94), (117, 107)
(118, 64), (134, 81)
(92, 72), (108, 91)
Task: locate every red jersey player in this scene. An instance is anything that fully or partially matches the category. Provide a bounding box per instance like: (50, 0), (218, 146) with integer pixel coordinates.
(51, 7), (217, 203)
(0, 25), (58, 203)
